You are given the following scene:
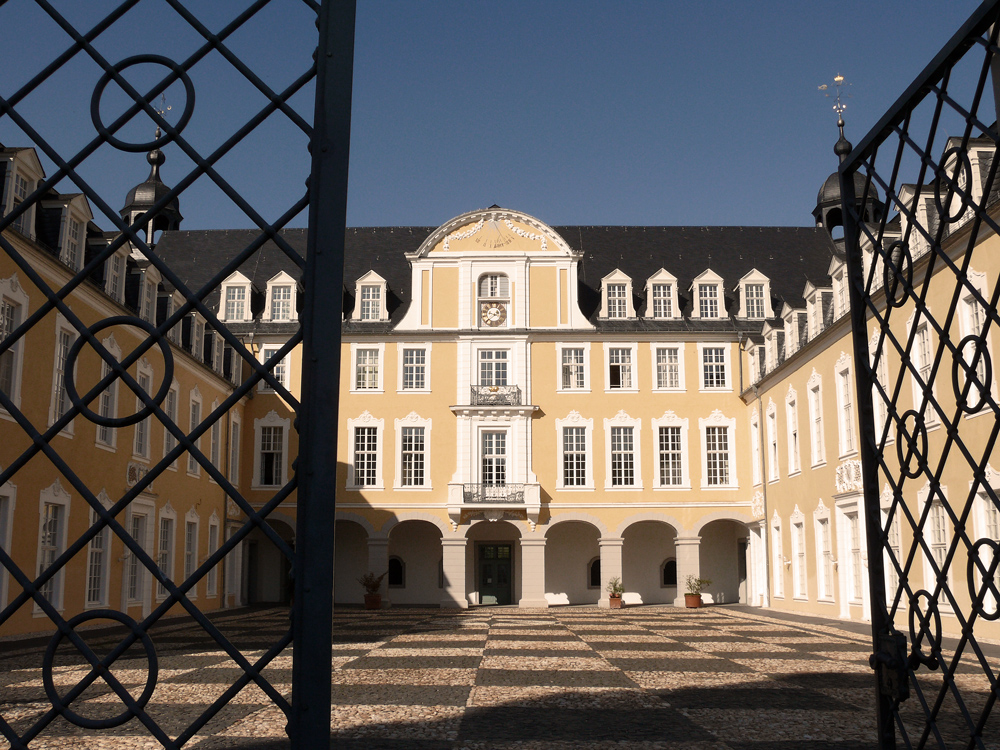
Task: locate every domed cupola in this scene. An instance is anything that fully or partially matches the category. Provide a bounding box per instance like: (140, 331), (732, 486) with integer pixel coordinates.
(120, 144), (182, 249)
(813, 117), (884, 239)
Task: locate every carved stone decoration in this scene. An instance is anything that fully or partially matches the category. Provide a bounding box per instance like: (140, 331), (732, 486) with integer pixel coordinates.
(442, 218), (484, 250)
(751, 490), (765, 519)
(483, 509), (506, 522)
(226, 498), (241, 519)
(126, 461), (151, 490)
(463, 509), (524, 525)
(836, 459), (864, 493)
(503, 219), (548, 250)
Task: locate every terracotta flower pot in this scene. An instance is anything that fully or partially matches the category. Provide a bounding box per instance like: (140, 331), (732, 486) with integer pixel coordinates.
(684, 593), (702, 608)
(364, 593), (381, 610)
(608, 595), (623, 609)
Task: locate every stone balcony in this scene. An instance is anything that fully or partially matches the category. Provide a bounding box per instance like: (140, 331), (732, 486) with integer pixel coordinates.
(447, 481), (541, 529)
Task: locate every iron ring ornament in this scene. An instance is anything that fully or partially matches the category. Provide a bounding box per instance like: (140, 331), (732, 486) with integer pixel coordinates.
(908, 590), (942, 672)
(42, 610), (158, 729)
(882, 241), (912, 308)
(90, 55), (195, 152)
(952, 334), (992, 413)
(63, 315), (175, 428)
(967, 538), (1000, 621)
(896, 410), (929, 479)
(934, 146), (973, 223)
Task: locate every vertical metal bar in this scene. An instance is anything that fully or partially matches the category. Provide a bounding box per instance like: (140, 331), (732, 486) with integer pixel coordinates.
(990, 24), (1000, 128)
(290, 0), (356, 746)
(840, 166), (895, 749)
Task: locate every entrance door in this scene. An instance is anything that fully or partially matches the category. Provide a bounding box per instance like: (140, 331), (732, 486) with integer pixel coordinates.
(479, 544), (512, 605)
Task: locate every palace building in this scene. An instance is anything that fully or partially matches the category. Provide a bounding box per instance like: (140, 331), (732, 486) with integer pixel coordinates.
(1, 127), (998, 639)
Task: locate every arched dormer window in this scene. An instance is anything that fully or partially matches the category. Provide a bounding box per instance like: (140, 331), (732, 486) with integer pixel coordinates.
(600, 269), (634, 320)
(477, 273), (509, 328)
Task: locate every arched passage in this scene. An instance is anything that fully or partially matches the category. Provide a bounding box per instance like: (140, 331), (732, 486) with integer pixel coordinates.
(465, 520), (522, 606)
(544, 520), (601, 605)
(333, 519), (369, 606)
(388, 519), (443, 605)
(699, 518), (751, 604)
(622, 520), (678, 605)
(246, 518), (295, 605)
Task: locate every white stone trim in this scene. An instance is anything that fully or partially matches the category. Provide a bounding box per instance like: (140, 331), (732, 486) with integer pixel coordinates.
(603, 410), (642, 490)
(644, 269), (680, 319)
(807, 369), (826, 468)
(352, 269), (389, 322)
(264, 270), (298, 322)
(350, 341), (385, 393)
(347, 411), (385, 490)
(697, 342), (732, 392)
(651, 410), (690, 490)
(599, 269), (635, 320)
(0, 273), (29, 417)
(785, 385), (801, 477)
(698, 410), (737, 490)
(603, 342), (638, 393)
(394, 412), (432, 490)
(650, 343), (685, 392)
(554, 411), (595, 490)
(556, 342), (591, 393)
(252, 410), (291, 490)
(734, 268), (773, 320)
(397, 342), (432, 393)
(690, 269), (725, 320)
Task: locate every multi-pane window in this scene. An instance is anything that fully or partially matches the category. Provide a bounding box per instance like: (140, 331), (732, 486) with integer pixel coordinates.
(744, 283), (765, 319)
(610, 426), (635, 487)
(1, 298), (20, 399)
(52, 329), (74, 422)
(705, 426), (729, 486)
(184, 521), (197, 580)
(701, 347), (726, 389)
(658, 426), (683, 486)
(479, 350), (508, 386)
(838, 369), (855, 454)
(141, 279), (156, 324)
(96, 360), (118, 446)
(655, 347), (680, 389)
(562, 426), (587, 486)
(607, 284), (627, 318)
(772, 522), (784, 597)
(651, 283), (672, 318)
(793, 521), (807, 598)
(206, 523), (219, 596)
(698, 284), (719, 318)
(353, 426), (378, 486)
(229, 419), (240, 484)
(962, 291), (988, 404)
(400, 426), (425, 487)
(809, 384), (824, 464)
(224, 286), (246, 321)
(787, 399), (800, 474)
(885, 510), (901, 599)
(848, 513), (862, 602)
(134, 372), (151, 458)
(106, 254), (124, 301)
(929, 501), (948, 570)
(481, 431), (507, 486)
(561, 348), (585, 389)
(355, 348), (379, 389)
(12, 173), (30, 235)
(271, 285), (293, 320)
(360, 285), (381, 320)
(402, 348), (426, 390)
(63, 220), (81, 270)
(819, 518), (833, 599)
(260, 426), (283, 485)
(916, 323), (933, 391)
(39, 502), (66, 604)
(263, 347), (288, 390)
(187, 398), (201, 474)
(126, 513), (146, 602)
(608, 348), (632, 389)
(164, 388), (178, 464)
(157, 517), (174, 598)
(766, 411), (778, 481)
(85, 515), (109, 606)
(479, 274), (509, 298)
(211, 416), (221, 470)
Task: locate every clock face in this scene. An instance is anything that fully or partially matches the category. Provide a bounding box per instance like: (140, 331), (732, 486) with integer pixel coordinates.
(481, 301), (507, 327)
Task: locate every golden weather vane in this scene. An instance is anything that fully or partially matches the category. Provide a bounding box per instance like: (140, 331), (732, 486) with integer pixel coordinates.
(818, 74), (851, 120)
(153, 93), (172, 139)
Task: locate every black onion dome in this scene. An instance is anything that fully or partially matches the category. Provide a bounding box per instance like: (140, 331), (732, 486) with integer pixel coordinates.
(816, 169), (877, 208)
(121, 148), (182, 222)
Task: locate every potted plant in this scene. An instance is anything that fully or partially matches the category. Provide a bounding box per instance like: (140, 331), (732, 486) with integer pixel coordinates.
(684, 575), (712, 608)
(606, 576), (625, 609)
(358, 571), (387, 610)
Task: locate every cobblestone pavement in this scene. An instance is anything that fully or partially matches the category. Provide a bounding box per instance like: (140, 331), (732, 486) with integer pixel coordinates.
(2, 605), (997, 749)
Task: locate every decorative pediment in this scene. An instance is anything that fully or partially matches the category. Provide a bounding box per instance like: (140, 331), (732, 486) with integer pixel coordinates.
(815, 498), (828, 514)
(772, 509), (781, 524)
(835, 460), (864, 493)
(418, 209), (572, 257)
(355, 410), (378, 424)
(563, 410), (587, 424)
(751, 491), (765, 519)
(42, 478), (70, 502)
(880, 483), (894, 508)
(790, 504), (804, 522)
(807, 368), (822, 388)
(96, 489), (113, 509)
(701, 409), (729, 426)
(836, 351), (851, 370)
(101, 333), (121, 355)
(190, 384), (201, 399)
(786, 384), (797, 403)
(656, 410), (684, 424)
(397, 411), (425, 424)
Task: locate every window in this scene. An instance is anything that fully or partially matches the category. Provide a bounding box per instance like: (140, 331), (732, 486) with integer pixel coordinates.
(96, 359), (118, 447)
(62, 219), (82, 270)
(959, 272), (993, 412)
(808, 372), (825, 466)
(260, 425), (284, 485)
(229, 415), (241, 485)
(163, 385), (178, 468)
(607, 284), (627, 318)
(0, 490), (13, 607)
(270, 285), (293, 321)
(817, 516), (834, 601)
(479, 349), (508, 386)
(928, 500), (948, 572)
(106, 253), (125, 302)
(847, 512), (862, 603)
(836, 358), (856, 456)
(354, 426), (378, 487)
(698, 284), (719, 318)
(206, 518), (219, 597)
(561, 347), (586, 390)
(400, 425), (425, 487)
(870, 334), (892, 443)
(883, 500), (902, 605)
(402, 348), (426, 390)
(36, 482), (70, 610)
(555, 412), (594, 490)
(654, 346), (681, 390)
(140, 276), (157, 325)
(750, 410), (761, 486)
(786, 390), (800, 475)
(210, 404), (221, 472)
(700, 346), (727, 389)
(156, 514), (175, 599)
(51, 325), (75, 425)
(792, 515), (807, 599)
(766, 404), (778, 482)
(588, 558), (601, 589)
(184, 518), (198, 585)
(976, 490), (1000, 616)
(12, 173), (31, 235)
(85, 509), (110, 607)
(771, 515), (784, 598)
(610, 426), (635, 487)
(651, 283), (673, 318)
(479, 273), (509, 298)
(0, 284), (25, 408)
(481, 431), (507, 486)
(744, 284), (765, 319)
(262, 347), (289, 392)
(661, 559), (678, 587)
(914, 322), (937, 423)
(388, 557), (405, 588)
(658, 426), (683, 486)
(563, 426), (587, 487)
(607, 346), (633, 390)
(224, 286), (246, 321)
(133, 368), (152, 459)
(354, 347), (381, 390)
(700, 411), (736, 489)
(835, 270), (848, 317)
(125, 510), (148, 604)
(187, 392), (202, 475)
(360, 285), (381, 321)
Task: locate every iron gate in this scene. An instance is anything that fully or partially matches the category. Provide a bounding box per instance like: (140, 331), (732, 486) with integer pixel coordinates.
(0, 1), (353, 747)
(842, 1), (1000, 747)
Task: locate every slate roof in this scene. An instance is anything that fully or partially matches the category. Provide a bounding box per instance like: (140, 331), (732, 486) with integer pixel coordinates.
(153, 223), (837, 331)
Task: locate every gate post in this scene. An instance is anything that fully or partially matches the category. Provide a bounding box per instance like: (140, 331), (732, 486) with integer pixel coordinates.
(290, 0), (357, 746)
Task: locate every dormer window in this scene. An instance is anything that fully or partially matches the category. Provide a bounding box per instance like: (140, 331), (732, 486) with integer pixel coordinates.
(599, 270), (635, 320)
(219, 271), (253, 323)
(185, 312), (205, 362)
(744, 284), (764, 318)
(271, 285), (293, 320)
(735, 269), (773, 321)
(11, 174), (30, 236)
(477, 272), (509, 328)
(63, 220), (81, 270)
(138, 267), (161, 324)
(691, 270), (725, 320)
(645, 269), (679, 320)
(105, 250), (126, 303)
(352, 270), (388, 322)
(3, 149), (43, 241)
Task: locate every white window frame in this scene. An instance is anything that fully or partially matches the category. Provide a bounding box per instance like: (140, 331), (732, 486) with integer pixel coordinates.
(814, 501), (835, 603)
(49, 314), (76, 433)
(652, 411), (689, 490)
(766, 399), (779, 483)
(397, 343), (431, 393)
(790, 506), (807, 601)
(698, 343), (731, 391)
(139, 267), (161, 326)
(394, 412), (432, 490)
(604, 342), (637, 393)
(184, 509), (200, 600)
(603, 411), (641, 490)
(0, 475), (16, 609)
(163, 381), (179, 470)
(786, 386), (801, 476)
(259, 344), (291, 394)
(835, 353), (857, 458)
(959, 269), (995, 417)
(229, 413), (241, 486)
(869, 330), (893, 445)
(252, 410), (290, 490)
(264, 271), (298, 322)
(836, 497), (866, 607)
(347, 411), (384, 490)
(807, 369), (826, 467)
(750, 408), (761, 486)
(209, 399), (221, 477)
(0, 274), (29, 417)
(599, 269), (635, 319)
(219, 272), (253, 322)
(651, 344), (685, 392)
(771, 511), (784, 599)
(186, 387), (203, 476)
(881, 485), (904, 609)
(6, 157), (41, 239)
(95, 334), (121, 450)
(350, 342), (385, 393)
(645, 269), (679, 319)
(555, 411), (594, 490)
(919, 481), (953, 604)
(691, 269), (725, 320)
(206, 513), (220, 597)
(907, 309), (940, 427)
(156, 503), (177, 601)
(123, 496), (154, 609)
(557, 343), (591, 392)
(132, 359), (154, 460)
(352, 270), (388, 322)
(699, 410), (737, 489)
(973, 476), (1000, 618)
(105, 249), (126, 302)
(735, 269), (773, 320)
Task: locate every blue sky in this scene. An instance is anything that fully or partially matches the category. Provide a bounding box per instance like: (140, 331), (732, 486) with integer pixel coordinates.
(0, 0), (986, 231)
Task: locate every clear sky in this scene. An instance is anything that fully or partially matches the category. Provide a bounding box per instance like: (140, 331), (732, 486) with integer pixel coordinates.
(0, 0), (987, 232)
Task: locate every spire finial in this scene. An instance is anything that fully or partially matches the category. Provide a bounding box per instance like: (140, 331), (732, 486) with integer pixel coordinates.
(153, 93), (171, 141)
(819, 74), (853, 163)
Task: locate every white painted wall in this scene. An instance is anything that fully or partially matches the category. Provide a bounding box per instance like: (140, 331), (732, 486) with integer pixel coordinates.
(544, 521), (601, 605)
(699, 520), (748, 604)
(388, 521), (443, 605)
(622, 521), (677, 605)
(334, 520), (368, 605)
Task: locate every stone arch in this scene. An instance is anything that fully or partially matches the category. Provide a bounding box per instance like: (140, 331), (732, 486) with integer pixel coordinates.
(544, 511), (608, 537)
(620, 517), (679, 605)
(544, 518), (603, 606)
(334, 511), (377, 537)
(386, 517), (444, 605)
(691, 510), (755, 537)
(382, 511), (450, 538)
(616, 511), (684, 538)
(333, 517), (371, 605)
(697, 515), (753, 605)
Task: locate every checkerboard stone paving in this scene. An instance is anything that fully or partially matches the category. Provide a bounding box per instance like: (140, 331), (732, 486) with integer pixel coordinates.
(1, 606), (998, 749)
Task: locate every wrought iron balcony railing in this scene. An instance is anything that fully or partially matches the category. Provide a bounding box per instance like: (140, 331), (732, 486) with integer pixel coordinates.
(463, 483), (525, 504)
(470, 384), (521, 406)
